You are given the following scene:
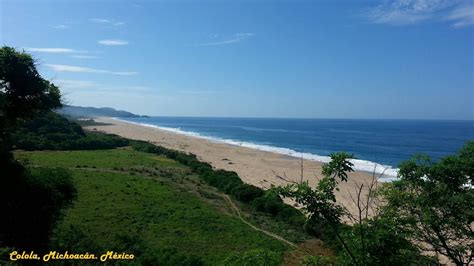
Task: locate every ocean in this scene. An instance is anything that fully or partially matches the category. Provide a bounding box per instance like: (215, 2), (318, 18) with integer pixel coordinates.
(119, 117), (474, 180)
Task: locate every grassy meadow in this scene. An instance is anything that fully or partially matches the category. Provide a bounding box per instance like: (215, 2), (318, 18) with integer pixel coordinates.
(14, 147), (319, 264)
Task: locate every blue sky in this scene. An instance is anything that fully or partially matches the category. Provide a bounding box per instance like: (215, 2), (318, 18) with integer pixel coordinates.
(1, 0), (473, 119)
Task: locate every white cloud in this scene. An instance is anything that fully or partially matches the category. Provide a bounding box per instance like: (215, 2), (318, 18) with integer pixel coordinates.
(366, 0), (454, 25)
(52, 24), (69, 29)
(90, 18), (125, 26)
(98, 39), (129, 46)
(234, 33), (255, 38)
(45, 64), (138, 76)
(56, 79), (151, 93)
(364, 0), (473, 27)
(46, 64), (105, 73)
(25, 47), (82, 53)
(70, 55), (100, 59)
(56, 79), (98, 89)
(90, 18), (111, 23)
(197, 33), (255, 46)
(112, 71), (139, 76)
(446, 5), (474, 27)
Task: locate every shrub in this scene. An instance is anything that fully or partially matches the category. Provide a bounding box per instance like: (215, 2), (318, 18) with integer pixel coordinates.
(13, 112), (129, 151)
(51, 225), (103, 254)
(0, 162), (76, 250)
(304, 217), (327, 238)
(139, 248), (204, 266)
(378, 141), (474, 265)
(276, 205), (306, 227)
(224, 249), (280, 266)
(231, 184), (264, 202)
(251, 191), (283, 215)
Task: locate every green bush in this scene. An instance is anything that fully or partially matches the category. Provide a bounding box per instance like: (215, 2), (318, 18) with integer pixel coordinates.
(0, 246), (15, 265)
(304, 217), (327, 238)
(0, 161), (76, 250)
(251, 191), (284, 215)
(330, 220), (436, 265)
(13, 112), (129, 151)
(276, 205), (306, 227)
(231, 184), (264, 202)
(51, 225), (103, 254)
(377, 141), (474, 265)
(140, 248), (204, 266)
(224, 248), (280, 266)
(132, 141), (167, 154)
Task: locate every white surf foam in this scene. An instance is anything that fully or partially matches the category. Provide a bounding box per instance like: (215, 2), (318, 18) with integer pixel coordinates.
(113, 118), (399, 182)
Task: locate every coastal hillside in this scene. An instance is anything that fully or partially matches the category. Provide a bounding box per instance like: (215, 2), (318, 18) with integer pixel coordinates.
(57, 105), (147, 118)
(14, 147), (308, 264)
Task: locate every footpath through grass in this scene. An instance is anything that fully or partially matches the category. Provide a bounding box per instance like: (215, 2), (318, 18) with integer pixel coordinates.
(15, 147), (306, 264)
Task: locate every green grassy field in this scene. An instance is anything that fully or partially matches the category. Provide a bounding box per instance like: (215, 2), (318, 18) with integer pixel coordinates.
(15, 147), (314, 264)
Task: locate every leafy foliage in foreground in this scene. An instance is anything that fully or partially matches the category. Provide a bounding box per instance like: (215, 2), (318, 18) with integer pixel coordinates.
(275, 152), (436, 265)
(0, 164), (76, 250)
(0, 46), (61, 155)
(379, 141), (474, 265)
(13, 112), (129, 151)
(0, 46), (74, 252)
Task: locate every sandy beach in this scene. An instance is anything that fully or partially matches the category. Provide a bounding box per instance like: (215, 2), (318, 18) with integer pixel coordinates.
(87, 117), (381, 218)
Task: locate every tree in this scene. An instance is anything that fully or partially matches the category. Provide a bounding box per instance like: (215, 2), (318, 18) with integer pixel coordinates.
(274, 152), (433, 265)
(0, 46), (61, 157)
(0, 46), (74, 250)
(379, 141), (474, 265)
(275, 152), (359, 263)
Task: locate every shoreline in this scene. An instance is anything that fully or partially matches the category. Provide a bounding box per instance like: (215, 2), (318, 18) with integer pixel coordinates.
(112, 117), (399, 181)
(87, 117), (386, 217)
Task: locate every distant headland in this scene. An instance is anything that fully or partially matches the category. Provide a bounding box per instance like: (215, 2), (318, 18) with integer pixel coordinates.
(57, 105), (149, 118)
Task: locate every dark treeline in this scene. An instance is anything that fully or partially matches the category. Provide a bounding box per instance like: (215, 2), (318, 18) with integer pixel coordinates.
(13, 112), (128, 151)
(0, 47), (77, 254)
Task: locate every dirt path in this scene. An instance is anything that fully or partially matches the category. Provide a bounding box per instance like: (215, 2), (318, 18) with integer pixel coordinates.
(221, 194), (300, 249)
